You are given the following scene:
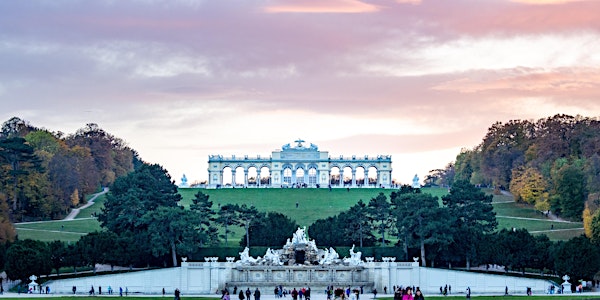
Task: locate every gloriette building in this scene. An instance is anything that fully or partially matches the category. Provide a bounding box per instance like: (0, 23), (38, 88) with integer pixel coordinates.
(207, 139), (393, 188)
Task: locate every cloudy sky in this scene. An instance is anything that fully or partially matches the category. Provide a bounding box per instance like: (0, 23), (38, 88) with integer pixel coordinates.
(2, 0), (600, 185)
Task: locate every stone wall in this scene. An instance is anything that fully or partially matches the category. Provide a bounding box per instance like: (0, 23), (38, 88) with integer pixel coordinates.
(45, 260), (556, 296)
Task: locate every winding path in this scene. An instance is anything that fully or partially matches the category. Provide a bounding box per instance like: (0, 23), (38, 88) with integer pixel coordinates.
(64, 187), (109, 220)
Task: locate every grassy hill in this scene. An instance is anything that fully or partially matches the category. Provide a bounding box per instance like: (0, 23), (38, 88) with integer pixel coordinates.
(14, 187), (583, 243)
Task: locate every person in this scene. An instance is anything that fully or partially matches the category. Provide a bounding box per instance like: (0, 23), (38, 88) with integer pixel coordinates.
(223, 291), (231, 300)
(505, 286), (508, 295)
(466, 287), (471, 299)
(402, 287), (413, 300)
(373, 288), (377, 298)
(46, 286), (50, 294)
(108, 286), (113, 295)
(99, 286), (102, 295)
(239, 289), (246, 300)
(413, 290), (424, 300)
(246, 288), (252, 300)
(163, 288), (166, 297)
(119, 287), (123, 297)
(174, 288), (181, 300)
(90, 285), (95, 296)
(292, 288), (298, 300)
(254, 288), (261, 300)
(73, 286), (77, 295)
(126, 287), (129, 296)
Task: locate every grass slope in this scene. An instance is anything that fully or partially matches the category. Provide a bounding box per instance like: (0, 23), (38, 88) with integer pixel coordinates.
(15, 187), (583, 243)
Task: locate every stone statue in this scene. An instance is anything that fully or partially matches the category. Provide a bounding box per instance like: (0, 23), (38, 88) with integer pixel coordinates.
(309, 143), (318, 150)
(412, 174), (420, 189)
(180, 174), (189, 188)
(319, 247), (340, 265)
(282, 143), (291, 150)
(292, 226), (308, 244)
(344, 244), (363, 266)
(238, 247), (259, 265)
(263, 248), (283, 266)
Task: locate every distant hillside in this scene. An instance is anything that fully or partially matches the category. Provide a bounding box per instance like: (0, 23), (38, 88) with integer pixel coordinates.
(430, 114), (600, 223)
(0, 117), (142, 224)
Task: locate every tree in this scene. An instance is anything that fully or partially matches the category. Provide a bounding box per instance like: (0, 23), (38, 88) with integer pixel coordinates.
(189, 191), (218, 247)
(143, 206), (203, 266)
(99, 163), (181, 233)
(553, 236), (600, 281)
(76, 231), (118, 274)
(510, 167), (549, 211)
(308, 216), (344, 247)
(442, 180), (497, 269)
(237, 204), (261, 248)
(0, 193), (16, 243)
(246, 212), (297, 247)
(216, 204), (238, 246)
(48, 240), (67, 275)
(367, 193), (394, 247)
(4, 239), (52, 281)
(98, 163), (183, 266)
(590, 209), (600, 245)
(392, 189), (452, 267)
(0, 137), (43, 212)
(341, 200), (375, 248)
(550, 160), (586, 220)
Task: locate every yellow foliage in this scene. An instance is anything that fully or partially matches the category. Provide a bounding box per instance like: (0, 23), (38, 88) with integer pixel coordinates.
(71, 189), (80, 207)
(510, 167), (548, 208)
(583, 208), (593, 237)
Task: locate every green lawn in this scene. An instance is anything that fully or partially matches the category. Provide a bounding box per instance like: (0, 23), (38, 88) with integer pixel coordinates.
(14, 186), (583, 243)
(15, 218), (102, 242)
(179, 188), (395, 227)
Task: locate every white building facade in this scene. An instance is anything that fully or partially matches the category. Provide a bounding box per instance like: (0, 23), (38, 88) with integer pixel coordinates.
(208, 140), (393, 189)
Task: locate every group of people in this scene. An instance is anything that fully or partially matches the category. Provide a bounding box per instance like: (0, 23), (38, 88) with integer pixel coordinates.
(270, 286), (311, 300)
(392, 286), (424, 300)
(75, 285), (123, 296)
(327, 286), (360, 300)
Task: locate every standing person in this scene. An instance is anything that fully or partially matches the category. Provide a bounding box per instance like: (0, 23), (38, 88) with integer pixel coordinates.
(402, 287), (413, 300)
(119, 287), (123, 297)
(292, 288), (298, 300)
(174, 288), (181, 300)
(246, 288), (251, 300)
(414, 290), (424, 300)
(73, 286), (77, 295)
(254, 288), (261, 300)
(163, 288), (166, 297)
(223, 291), (231, 300)
(465, 287), (470, 299)
(99, 286), (102, 295)
(373, 288), (378, 298)
(239, 289), (246, 300)
(126, 287), (129, 296)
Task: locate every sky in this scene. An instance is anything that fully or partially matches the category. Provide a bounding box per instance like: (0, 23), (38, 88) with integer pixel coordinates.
(2, 0), (600, 186)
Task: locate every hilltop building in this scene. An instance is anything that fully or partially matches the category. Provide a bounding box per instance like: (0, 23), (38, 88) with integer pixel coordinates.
(207, 139), (393, 188)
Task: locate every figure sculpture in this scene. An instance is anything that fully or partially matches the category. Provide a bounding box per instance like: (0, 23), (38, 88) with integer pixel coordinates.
(238, 247), (259, 265)
(344, 244), (363, 266)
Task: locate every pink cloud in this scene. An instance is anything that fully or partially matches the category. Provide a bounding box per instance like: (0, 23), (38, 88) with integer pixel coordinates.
(265, 0), (379, 13)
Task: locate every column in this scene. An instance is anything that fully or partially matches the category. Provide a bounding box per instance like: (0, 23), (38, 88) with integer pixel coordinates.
(220, 171), (223, 187)
(257, 171), (261, 187)
(351, 169), (356, 187)
(377, 171), (381, 187)
(232, 171), (236, 187)
(244, 170), (248, 187)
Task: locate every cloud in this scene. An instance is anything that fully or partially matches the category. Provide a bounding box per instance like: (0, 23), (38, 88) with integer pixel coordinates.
(265, 0), (379, 13)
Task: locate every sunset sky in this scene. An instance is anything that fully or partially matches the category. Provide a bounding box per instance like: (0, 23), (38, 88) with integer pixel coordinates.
(2, 0), (600, 185)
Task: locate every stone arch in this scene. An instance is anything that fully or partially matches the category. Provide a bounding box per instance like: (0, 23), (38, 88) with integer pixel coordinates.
(282, 163), (293, 186)
(247, 165), (259, 186)
(222, 166), (233, 186)
(367, 166), (378, 186)
(330, 166), (341, 185)
(355, 165), (366, 186)
(259, 165), (271, 186)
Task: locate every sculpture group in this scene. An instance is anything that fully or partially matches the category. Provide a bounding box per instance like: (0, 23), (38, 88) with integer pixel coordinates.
(237, 227), (362, 266)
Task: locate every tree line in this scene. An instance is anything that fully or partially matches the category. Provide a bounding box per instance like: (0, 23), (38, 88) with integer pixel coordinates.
(426, 115), (600, 232)
(0, 117), (140, 226)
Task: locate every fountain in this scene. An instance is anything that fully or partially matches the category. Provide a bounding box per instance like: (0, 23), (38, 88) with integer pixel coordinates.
(229, 227), (372, 290)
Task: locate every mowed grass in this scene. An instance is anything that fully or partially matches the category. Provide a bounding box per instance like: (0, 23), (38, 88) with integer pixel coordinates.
(179, 188), (394, 227)
(14, 186), (583, 243)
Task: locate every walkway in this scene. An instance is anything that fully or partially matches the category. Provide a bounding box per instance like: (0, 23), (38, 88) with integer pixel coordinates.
(64, 187), (109, 220)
